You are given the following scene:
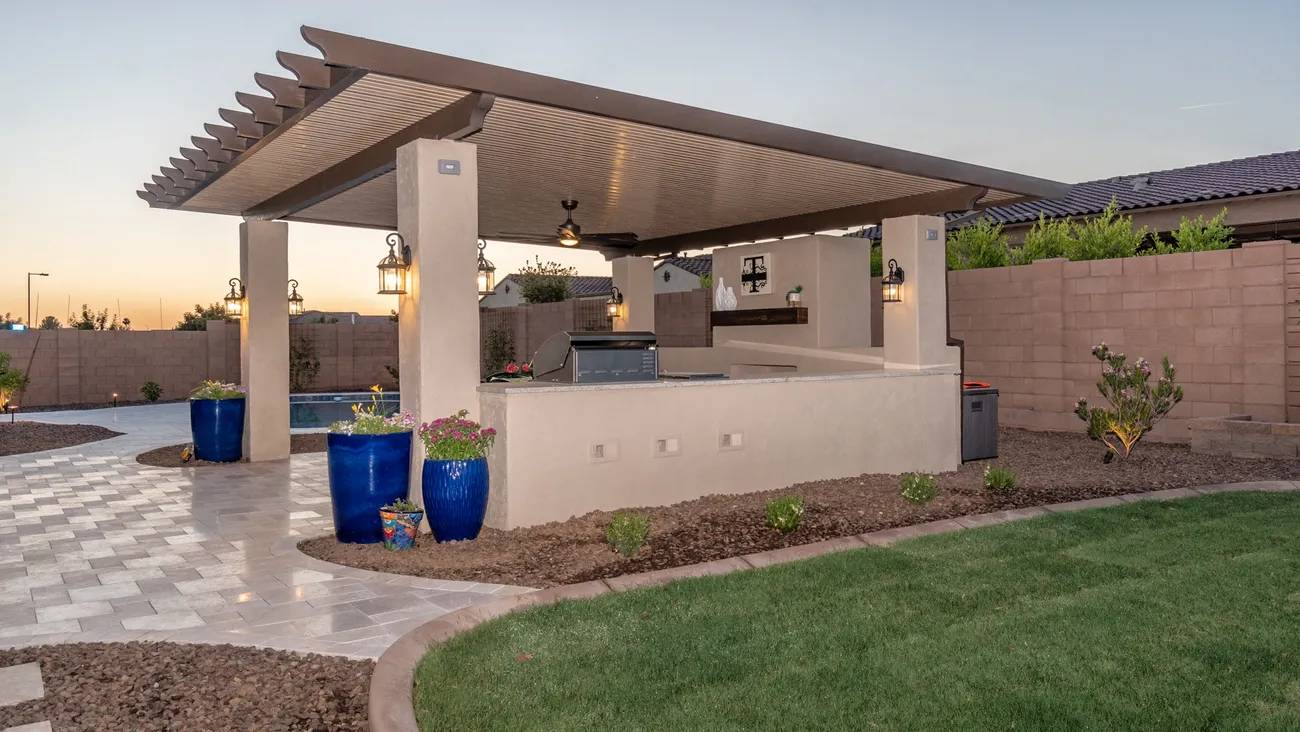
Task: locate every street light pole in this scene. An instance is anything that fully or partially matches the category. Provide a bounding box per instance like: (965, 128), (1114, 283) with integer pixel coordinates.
(27, 272), (49, 326)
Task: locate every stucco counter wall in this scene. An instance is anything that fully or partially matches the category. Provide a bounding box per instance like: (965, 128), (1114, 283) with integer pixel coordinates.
(478, 369), (960, 529)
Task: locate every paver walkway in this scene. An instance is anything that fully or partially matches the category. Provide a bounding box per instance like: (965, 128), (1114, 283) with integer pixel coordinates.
(0, 404), (528, 659)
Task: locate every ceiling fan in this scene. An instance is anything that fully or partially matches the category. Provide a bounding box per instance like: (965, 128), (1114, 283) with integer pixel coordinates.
(496, 200), (640, 249)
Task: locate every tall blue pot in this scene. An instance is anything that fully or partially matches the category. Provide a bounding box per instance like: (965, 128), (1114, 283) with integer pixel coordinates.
(327, 431), (413, 544)
(421, 457), (489, 542)
(190, 397), (246, 462)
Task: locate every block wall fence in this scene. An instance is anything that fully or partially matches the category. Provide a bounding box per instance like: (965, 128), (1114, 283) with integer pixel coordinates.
(4, 245), (1296, 440)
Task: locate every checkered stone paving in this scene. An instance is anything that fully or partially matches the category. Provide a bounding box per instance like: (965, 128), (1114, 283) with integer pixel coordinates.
(0, 404), (530, 659)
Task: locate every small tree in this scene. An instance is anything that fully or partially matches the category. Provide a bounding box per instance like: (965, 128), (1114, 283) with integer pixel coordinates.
(1013, 213), (1073, 264)
(1074, 343), (1183, 462)
(482, 326), (515, 377)
(289, 335), (320, 392)
(516, 256), (575, 304)
(947, 218), (1010, 270)
(1066, 200), (1149, 261)
(68, 305), (129, 331)
(0, 352), (28, 409)
(38, 315), (60, 330)
(175, 303), (230, 331)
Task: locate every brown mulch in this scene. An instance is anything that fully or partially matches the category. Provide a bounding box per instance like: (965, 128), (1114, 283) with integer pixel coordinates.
(136, 433), (326, 467)
(0, 422), (122, 456)
(0, 642), (371, 732)
(299, 428), (1300, 589)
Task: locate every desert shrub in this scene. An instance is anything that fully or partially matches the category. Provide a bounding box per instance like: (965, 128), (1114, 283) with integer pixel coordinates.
(140, 381), (163, 402)
(1012, 213), (1073, 264)
(0, 352), (28, 408)
(38, 315), (60, 330)
(765, 496), (805, 534)
(289, 336), (320, 392)
(1145, 208), (1234, 256)
(900, 473), (938, 505)
(69, 304), (129, 331)
(699, 273), (713, 290)
(606, 512), (650, 558)
(947, 218), (1010, 270)
(517, 256), (575, 304)
(482, 326), (515, 377)
(983, 465), (1017, 493)
(1074, 342), (1183, 462)
(1065, 200), (1149, 261)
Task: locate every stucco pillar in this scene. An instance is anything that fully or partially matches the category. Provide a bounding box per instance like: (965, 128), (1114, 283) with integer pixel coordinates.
(396, 137), (480, 420)
(882, 215), (956, 369)
(239, 220), (290, 461)
(611, 256), (654, 332)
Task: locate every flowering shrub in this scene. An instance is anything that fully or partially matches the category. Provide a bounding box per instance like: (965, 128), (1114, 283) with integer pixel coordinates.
(606, 512), (650, 557)
(503, 361), (533, 377)
(983, 465), (1017, 493)
(190, 380), (245, 400)
(900, 473), (938, 504)
(1074, 343), (1183, 462)
(329, 385), (414, 435)
(765, 495), (805, 534)
(418, 409), (497, 460)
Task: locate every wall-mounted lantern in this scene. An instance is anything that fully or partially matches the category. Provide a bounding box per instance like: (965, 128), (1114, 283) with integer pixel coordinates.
(223, 277), (245, 318)
(377, 232), (411, 295)
(287, 279), (304, 316)
(882, 259), (905, 303)
(606, 286), (624, 319)
(476, 240), (496, 296)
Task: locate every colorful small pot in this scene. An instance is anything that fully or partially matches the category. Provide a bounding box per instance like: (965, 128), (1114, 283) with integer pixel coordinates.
(422, 457), (489, 542)
(189, 397), (246, 462)
(379, 508), (423, 551)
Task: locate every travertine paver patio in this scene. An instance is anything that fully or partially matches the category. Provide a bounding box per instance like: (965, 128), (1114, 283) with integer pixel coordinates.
(0, 404), (530, 659)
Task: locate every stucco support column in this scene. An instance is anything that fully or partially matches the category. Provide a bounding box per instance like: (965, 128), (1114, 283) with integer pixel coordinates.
(396, 137), (480, 497)
(882, 215), (956, 369)
(239, 220), (290, 461)
(611, 256), (654, 332)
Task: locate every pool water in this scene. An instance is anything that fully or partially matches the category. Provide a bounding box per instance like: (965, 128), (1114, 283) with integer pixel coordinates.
(290, 392), (401, 428)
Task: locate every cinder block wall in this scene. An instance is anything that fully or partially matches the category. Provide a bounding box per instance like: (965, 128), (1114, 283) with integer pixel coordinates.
(949, 241), (1289, 441)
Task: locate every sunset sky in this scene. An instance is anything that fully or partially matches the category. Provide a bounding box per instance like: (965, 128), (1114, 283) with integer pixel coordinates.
(2, 1), (1296, 329)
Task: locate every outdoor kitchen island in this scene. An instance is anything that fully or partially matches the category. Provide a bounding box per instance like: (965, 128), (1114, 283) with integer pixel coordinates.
(478, 366), (960, 529)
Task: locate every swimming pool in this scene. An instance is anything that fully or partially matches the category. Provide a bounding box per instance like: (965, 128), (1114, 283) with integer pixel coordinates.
(289, 392), (400, 429)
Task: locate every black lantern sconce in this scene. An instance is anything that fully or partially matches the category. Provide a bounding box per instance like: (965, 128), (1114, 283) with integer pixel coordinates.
(882, 259), (905, 303)
(606, 286), (624, 319)
(287, 279), (304, 316)
(223, 278), (245, 318)
(476, 240), (496, 296)
(377, 232), (412, 295)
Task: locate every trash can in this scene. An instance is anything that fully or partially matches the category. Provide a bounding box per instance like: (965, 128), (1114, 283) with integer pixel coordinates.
(962, 381), (998, 461)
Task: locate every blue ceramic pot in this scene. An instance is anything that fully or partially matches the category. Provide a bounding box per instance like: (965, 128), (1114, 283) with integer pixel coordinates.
(326, 431), (413, 544)
(189, 397), (246, 462)
(422, 457), (489, 542)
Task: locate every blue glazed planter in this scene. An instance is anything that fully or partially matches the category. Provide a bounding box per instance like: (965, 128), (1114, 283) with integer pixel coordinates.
(326, 431), (413, 544)
(190, 397), (246, 462)
(422, 457), (489, 542)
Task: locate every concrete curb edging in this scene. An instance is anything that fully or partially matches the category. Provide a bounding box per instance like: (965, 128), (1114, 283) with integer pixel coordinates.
(368, 481), (1300, 731)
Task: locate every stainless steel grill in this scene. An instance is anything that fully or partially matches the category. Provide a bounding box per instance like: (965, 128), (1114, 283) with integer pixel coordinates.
(532, 331), (658, 383)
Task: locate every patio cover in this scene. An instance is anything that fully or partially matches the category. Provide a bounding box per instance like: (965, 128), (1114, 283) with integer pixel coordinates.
(137, 27), (1070, 257)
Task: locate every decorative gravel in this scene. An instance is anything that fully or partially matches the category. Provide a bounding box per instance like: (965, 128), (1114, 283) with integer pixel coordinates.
(0, 642), (371, 732)
(136, 433), (326, 467)
(0, 422), (122, 456)
(300, 428), (1300, 588)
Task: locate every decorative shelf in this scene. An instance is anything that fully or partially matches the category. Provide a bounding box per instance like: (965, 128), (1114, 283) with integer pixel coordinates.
(710, 307), (808, 327)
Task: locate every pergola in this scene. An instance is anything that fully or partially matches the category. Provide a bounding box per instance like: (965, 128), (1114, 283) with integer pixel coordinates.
(139, 26), (1069, 477)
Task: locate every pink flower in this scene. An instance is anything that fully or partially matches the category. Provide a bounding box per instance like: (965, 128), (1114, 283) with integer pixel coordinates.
(505, 362), (520, 374)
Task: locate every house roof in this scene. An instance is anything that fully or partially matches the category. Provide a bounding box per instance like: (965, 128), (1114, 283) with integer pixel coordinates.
(499, 275), (612, 298)
(656, 255), (712, 277)
(136, 26), (1068, 257)
(975, 149), (1300, 226)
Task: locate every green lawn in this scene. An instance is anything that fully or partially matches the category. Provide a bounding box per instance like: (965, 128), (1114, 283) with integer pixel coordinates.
(415, 492), (1300, 731)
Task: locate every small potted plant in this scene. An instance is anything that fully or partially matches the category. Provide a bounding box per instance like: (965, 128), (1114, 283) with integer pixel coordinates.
(417, 410), (497, 542)
(327, 385), (415, 544)
(786, 285), (803, 307)
(188, 380), (246, 462)
(486, 361), (533, 382)
(379, 498), (424, 551)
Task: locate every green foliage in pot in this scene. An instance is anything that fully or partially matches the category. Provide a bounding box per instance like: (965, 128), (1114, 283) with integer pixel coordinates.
(381, 498), (422, 513)
(606, 512), (650, 558)
(329, 386), (414, 435)
(190, 380), (245, 400)
(765, 495), (805, 534)
(900, 473), (938, 505)
(140, 381), (163, 402)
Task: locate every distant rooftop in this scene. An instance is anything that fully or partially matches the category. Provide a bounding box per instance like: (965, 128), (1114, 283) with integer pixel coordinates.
(499, 275), (613, 298)
(656, 255), (712, 277)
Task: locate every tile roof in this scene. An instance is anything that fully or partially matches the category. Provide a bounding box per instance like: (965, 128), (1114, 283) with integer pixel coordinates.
(499, 275), (612, 298)
(656, 255), (713, 277)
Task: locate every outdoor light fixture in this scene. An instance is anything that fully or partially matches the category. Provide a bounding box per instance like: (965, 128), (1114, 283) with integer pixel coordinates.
(606, 286), (624, 319)
(223, 278), (245, 318)
(287, 279), (304, 316)
(377, 232), (411, 295)
(475, 240), (496, 296)
(558, 199), (581, 247)
(882, 259), (905, 303)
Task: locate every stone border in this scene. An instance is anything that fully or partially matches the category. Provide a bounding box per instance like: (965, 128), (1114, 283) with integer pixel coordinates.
(367, 481), (1300, 732)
